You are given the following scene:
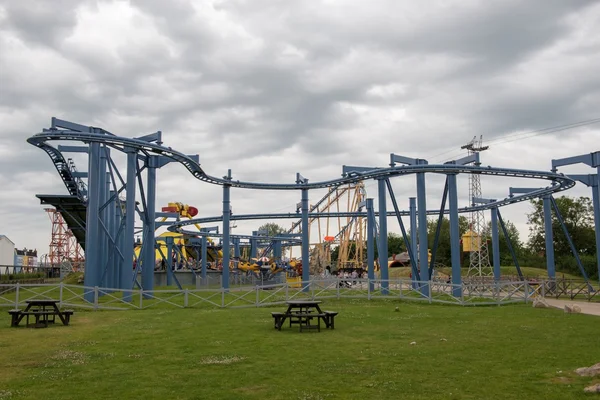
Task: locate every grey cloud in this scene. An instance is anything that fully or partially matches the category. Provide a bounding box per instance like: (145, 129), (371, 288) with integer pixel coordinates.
(1, 0), (600, 254)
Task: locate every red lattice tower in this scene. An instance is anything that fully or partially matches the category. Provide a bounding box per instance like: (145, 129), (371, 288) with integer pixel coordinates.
(45, 208), (84, 270)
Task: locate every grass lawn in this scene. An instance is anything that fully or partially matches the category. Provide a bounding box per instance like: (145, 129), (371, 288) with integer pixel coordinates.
(1, 299), (599, 400)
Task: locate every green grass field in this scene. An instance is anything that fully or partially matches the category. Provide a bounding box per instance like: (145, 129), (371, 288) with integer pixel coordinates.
(1, 298), (599, 399)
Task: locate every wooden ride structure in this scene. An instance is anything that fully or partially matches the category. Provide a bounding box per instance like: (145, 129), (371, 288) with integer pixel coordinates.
(288, 182), (367, 274)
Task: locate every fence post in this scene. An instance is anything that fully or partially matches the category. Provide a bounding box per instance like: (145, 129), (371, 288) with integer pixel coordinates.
(285, 281), (289, 300)
(15, 282), (19, 308)
(221, 288), (225, 308)
(256, 285), (260, 307)
(59, 282), (63, 307)
(94, 286), (99, 310)
(428, 280), (432, 304)
(184, 289), (188, 308)
(368, 279), (371, 300)
(542, 281), (546, 298)
(311, 279), (315, 300)
(337, 278), (340, 299)
(460, 284), (465, 305)
(139, 289), (143, 309)
(524, 282), (529, 304)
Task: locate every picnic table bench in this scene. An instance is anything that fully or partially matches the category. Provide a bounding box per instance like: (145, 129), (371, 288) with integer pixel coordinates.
(8, 300), (74, 328)
(272, 301), (338, 332)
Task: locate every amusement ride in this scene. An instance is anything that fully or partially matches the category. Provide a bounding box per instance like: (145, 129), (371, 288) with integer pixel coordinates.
(28, 118), (600, 302)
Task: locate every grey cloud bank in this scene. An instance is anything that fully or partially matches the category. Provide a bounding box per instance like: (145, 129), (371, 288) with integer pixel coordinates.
(0, 0), (599, 256)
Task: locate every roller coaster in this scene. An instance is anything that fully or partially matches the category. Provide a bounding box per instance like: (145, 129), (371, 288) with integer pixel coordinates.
(28, 117), (600, 302)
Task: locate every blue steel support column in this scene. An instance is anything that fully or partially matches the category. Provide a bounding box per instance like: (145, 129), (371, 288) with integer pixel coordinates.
(104, 172), (112, 288)
(409, 197), (418, 288)
(222, 170), (232, 291)
(201, 236), (207, 281)
(490, 207), (501, 282)
(142, 156), (156, 295)
(273, 240), (282, 260)
(115, 201), (124, 288)
(366, 198), (375, 293)
(543, 195), (556, 279)
(84, 142), (101, 302)
(378, 179), (389, 294)
(109, 191), (117, 289)
(250, 231), (258, 260)
(121, 150), (137, 301)
(595, 171), (600, 281)
(98, 149), (108, 288)
(234, 238), (241, 259)
(550, 197), (592, 288)
(166, 236), (174, 286)
(301, 187), (310, 290)
(416, 172), (428, 294)
(447, 173), (462, 297)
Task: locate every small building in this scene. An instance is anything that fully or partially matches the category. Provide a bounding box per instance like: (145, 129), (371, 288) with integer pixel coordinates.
(0, 235), (15, 266)
(14, 248), (38, 271)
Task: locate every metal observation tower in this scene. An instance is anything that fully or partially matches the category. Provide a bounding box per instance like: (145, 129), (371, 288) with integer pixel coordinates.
(27, 118), (600, 302)
(462, 136), (492, 277)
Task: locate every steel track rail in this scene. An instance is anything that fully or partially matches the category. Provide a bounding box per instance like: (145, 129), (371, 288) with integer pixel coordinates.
(28, 129), (576, 235)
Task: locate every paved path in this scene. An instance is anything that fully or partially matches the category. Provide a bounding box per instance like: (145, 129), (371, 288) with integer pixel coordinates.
(543, 298), (600, 317)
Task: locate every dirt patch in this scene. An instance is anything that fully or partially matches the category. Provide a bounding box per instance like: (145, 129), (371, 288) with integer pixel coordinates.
(234, 385), (268, 394)
(550, 376), (575, 384)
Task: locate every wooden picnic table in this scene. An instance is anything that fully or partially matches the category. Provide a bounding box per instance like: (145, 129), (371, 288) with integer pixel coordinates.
(272, 300), (338, 332)
(8, 299), (73, 328)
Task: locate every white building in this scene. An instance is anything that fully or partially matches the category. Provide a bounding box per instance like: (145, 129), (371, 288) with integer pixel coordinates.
(0, 235), (16, 274)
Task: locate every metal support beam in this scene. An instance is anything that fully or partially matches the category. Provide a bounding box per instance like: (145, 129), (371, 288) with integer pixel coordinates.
(366, 198), (375, 293)
(385, 180), (418, 278)
(222, 170), (232, 291)
(378, 179), (389, 294)
(552, 152), (600, 171)
(84, 142), (100, 302)
(429, 178), (449, 279)
(569, 174), (600, 282)
(142, 156), (157, 296)
(201, 235), (207, 281)
(496, 210), (524, 281)
(409, 197), (418, 287)
(417, 171), (428, 294)
(543, 195), (556, 280)
(121, 149), (137, 301)
(250, 230), (258, 261)
(301, 183), (310, 291)
(447, 173), (462, 296)
(490, 207), (501, 281)
(550, 196), (593, 290)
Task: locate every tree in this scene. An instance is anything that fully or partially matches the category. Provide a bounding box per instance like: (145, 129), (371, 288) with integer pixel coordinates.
(257, 223), (288, 256)
(257, 223), (287, 237)
(424, 216), (470, 266)
(387, 233), (405, 256)
(481, 219), (522, 265)
(527, 196), (595, 256)
(526, 196), (597, 279)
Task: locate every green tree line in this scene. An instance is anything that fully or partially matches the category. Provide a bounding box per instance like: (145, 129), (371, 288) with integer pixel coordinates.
(328, 195), (598, 279)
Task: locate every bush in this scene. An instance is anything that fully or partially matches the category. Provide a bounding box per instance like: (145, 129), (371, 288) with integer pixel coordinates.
(556, 254), (598, 280)
(0, 272), (45, 282)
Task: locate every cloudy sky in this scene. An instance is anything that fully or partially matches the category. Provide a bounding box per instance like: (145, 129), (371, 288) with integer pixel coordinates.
(1, 0), (600, 260)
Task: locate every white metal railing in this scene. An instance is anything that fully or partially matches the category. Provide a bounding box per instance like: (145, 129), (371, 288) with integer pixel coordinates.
(0, 278), (597, 311)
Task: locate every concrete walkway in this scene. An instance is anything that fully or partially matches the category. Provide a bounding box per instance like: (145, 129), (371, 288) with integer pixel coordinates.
(543, 298), (600, 317)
